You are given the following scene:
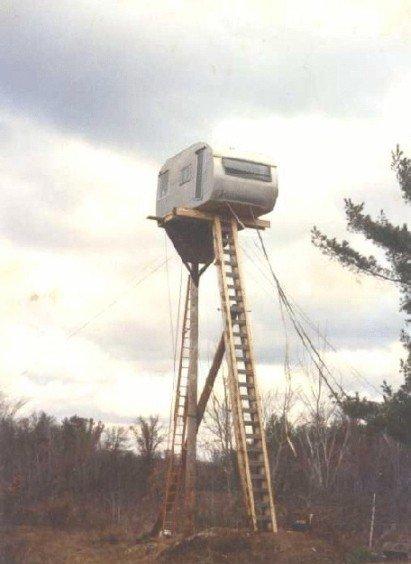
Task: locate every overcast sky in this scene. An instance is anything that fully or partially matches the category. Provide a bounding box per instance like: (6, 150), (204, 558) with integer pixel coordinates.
(0, 0), (409, 426)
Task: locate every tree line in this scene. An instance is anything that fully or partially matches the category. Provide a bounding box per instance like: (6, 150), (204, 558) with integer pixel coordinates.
(0, 389), (409, 543)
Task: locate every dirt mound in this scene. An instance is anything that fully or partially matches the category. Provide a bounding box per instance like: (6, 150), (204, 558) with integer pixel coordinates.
(156, 527), (343, 563)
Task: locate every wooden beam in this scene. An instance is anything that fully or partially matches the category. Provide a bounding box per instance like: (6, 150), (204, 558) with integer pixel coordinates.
(169, 207), (215, 223)
(196, 334), (225, 428)
(184, 266), (199, 535)
(174, 207), (270, 230)
(152, 207), (270, 231)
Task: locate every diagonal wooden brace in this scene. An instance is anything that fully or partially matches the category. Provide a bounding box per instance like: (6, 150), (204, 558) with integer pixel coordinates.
(196, 333), (225, 429)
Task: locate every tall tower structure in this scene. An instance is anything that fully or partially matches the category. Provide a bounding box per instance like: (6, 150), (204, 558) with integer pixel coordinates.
(150, 142), (278, 535)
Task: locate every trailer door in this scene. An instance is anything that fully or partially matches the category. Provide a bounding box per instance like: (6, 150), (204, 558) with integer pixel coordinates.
(195, 147), (205, 199)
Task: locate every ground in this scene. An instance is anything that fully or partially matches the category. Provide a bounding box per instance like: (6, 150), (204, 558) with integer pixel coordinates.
(0, 526), (345, 563)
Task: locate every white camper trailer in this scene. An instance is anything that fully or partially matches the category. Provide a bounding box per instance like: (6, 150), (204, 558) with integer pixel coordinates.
(155, 142), (278, 263)
(156, 142), (278, 219)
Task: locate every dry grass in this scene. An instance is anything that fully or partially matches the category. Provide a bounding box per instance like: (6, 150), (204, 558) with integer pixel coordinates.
(0, 526), (155, 563)
(0, 526), (344, 563)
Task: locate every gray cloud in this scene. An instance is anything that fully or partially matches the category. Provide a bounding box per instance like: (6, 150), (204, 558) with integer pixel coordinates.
(1, 2), (409, 158)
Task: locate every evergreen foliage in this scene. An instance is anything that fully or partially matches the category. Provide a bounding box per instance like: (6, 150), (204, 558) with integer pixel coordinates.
(312, 147), (410, 445)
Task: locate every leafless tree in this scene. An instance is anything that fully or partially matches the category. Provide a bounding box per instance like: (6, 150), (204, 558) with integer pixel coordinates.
(204, 388), (233, 458)
(130, 415), (165, 462)
(296, 361), (351, 493)
(104, 426), (129, 451)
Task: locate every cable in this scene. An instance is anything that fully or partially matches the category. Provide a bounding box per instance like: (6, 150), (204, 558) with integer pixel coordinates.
(241, 240), (341, 401)
(242, 225), (372, 396)
(257, 230), (344, 400)
(248, 232), (380, 395)
(164, 233), (176, 362)
(17, 254), (173, 382)
(173, 263), (184, 375)
(67, 256), (171, 339)
(226, 204), (345, 403)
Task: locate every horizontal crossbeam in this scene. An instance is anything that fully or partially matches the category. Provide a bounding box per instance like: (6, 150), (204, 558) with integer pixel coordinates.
(148, 207), (270, 231)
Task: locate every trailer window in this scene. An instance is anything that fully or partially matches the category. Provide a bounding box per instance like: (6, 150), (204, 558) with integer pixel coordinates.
(180, 164), (192, 186)
(222, 158), (271, 182)
(158, 170), (169, 198)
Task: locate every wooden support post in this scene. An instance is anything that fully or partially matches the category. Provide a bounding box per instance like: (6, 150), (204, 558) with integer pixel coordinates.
(184, 264), (199, 534)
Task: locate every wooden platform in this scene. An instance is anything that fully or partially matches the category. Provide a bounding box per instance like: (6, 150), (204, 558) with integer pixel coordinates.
(148, 207), (270, 231)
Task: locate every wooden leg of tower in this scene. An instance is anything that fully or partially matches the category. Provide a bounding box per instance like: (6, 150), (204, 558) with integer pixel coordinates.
(184, 265), (199, 535)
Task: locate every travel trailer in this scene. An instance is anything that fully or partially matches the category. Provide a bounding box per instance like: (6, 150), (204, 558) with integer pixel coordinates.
(156, 142), (278, 220)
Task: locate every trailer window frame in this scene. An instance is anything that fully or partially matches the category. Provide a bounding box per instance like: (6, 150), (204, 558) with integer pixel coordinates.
(158, 170), (169, 199)
(179, 164), (192, 186)
(222, 157), (271, 182)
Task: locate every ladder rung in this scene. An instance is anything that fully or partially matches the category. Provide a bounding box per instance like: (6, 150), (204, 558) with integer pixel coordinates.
(256, 515), (272, 523)
(249, 453), (264, 461)
(245, 428), (260, 436)
(228, 295), (243, 304)
(256, 503), (270, 511)
(246, 429), (261, 436)
(254, 485), (269, 493)
(249, 458), (264, 466)
(247, 445), (263, 456)
(244, 419), (260, 427)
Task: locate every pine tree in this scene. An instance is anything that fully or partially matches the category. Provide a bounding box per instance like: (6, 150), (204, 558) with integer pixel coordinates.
(311, 146), (410, 445)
